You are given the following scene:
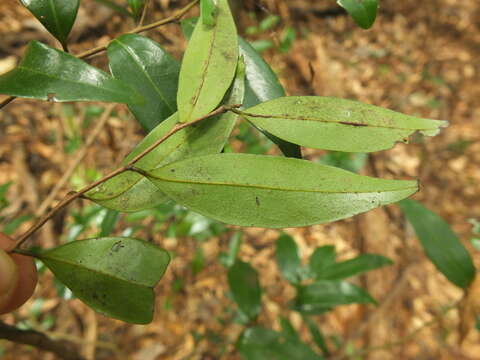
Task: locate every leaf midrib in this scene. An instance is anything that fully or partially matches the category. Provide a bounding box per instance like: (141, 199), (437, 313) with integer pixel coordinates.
(149, 172), (417, 194)
(42, 255), (155, 288)
(15, 66), (127, 99)
(242, 111), (442, 131)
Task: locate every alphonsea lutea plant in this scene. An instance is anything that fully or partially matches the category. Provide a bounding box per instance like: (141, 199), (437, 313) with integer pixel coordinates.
(0, 0), (446, 324)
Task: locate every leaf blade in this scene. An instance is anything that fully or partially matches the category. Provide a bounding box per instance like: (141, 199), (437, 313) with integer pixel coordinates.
(38, 237), (170, 324)
(276, 234), (302, 284)
(242, 96), (447, 153)
(318, 254), (393, 280)
(108, 34), (180, 131)
(146, 153), (418, 228)
(0, 41), (140, 104)
(21, 0), (79, 47)
(337, 0), (378, 29)
(399, 199), (476, 288)
(228, 260), (262, 321)
(177, 0), (238, 122)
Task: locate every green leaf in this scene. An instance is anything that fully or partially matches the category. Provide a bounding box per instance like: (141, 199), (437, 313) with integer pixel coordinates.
(399, 199), (476, 288)
(37, 237), (170, 324)
(304, 317), (330, 356)
(128, 0), (145, 18)
(276, 234), (302, 284)
(238, 326), (323, 360)
(296, 280), (377, 312)
(181, 17), (301, 158)
(201, 0), (217, 26)
(108, 34), (180, 131)
(87, 59), (245, 212)
(279, 316), (300, 342)
(337, 0), (378, 29)
(228, 260), (262, 321)
(309, 246), (337, 277)
(219, 231), (243, 268)
(145, 153), (418, 228)
(21, 0), (79, 48)
(316, 254), (393, 280)
(0, 41), (140, 104)
(177, 0), (238, 122)
(241, 96), (447, 153)
(98, 209), (120, 237)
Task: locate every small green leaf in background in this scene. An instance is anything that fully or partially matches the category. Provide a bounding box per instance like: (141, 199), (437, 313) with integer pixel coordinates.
(295, 280), (377, 314)
(279, 316), (300, 342)
(241, 96), (447, 153)
(146, 153), (417, 228)
(238, 326), (323, 360)
(128, 0), (145, 19)
(95, 0), (133, 17)
(319, 151), (367, 173)
(279, 27), (296, 53)
(276, 234), (302, 284)
(309, 246), (337, 278)
(108, 34), (180, 132)
(38, 237), (170, 324)
(337, 0), (378, 29)
(201, 0), (217, 26)
(0, 41), (141, 104)
(219, 231), (243, 268)
(259, 15), (280, 32)
(228, 260), (262, 321)
(304, 316), (330, 356)
(177, 0), (238, 123)
(98, 209), (120, 237)
(315, 254), (393, 280)
(21, 0), (79, 49)
(399, 199), (476, 289)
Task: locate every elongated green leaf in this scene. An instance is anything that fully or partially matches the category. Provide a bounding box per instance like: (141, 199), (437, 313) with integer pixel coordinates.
(0, 41), (140, 104)
(21, 0), (79, 48)
(87, 60), (245, 212)
(309, 246), (337, 277)
(241, 96), (447, 153)
(177, 0), (238, 122)
(316, 254), (393, 280)
(228, 260), (262, 321)
(38, 237), (170, 324)
(399, 199), (476, 288)
(108, 34), (180, 131)
(145, 153), (418, 228)
(337, 0), (378, 29)
(219, 231), (242, 268)
(296, 280), (376, 313)
(304, 317), (330, 356)
(276, 234), (302, 284)
(238, 327), (323, 360)
(181, 18), (301, 158)
(128, 0), (145, 18)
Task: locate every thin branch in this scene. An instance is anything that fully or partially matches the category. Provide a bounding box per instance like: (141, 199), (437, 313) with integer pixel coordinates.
(139, 0), (151, 27)
(0, 321), (85, 360)
(35, 104), (116, 218)
(0, 0), (199, 111)
(9, 104), (240, 252)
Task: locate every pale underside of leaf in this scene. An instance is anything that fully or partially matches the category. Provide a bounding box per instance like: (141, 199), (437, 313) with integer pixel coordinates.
(177, 0), (238, 123)
(242, 96), (448, 152)
(146, 154), (418, 228)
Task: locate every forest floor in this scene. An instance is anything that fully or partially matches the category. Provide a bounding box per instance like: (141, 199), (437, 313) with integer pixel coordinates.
(0, 0), (480, 359)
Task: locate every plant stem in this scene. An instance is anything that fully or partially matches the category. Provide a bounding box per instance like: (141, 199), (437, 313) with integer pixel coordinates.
(139, 0), (151, 27)
(9, 104), (240, 252)
(0, 0), (199, 110)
